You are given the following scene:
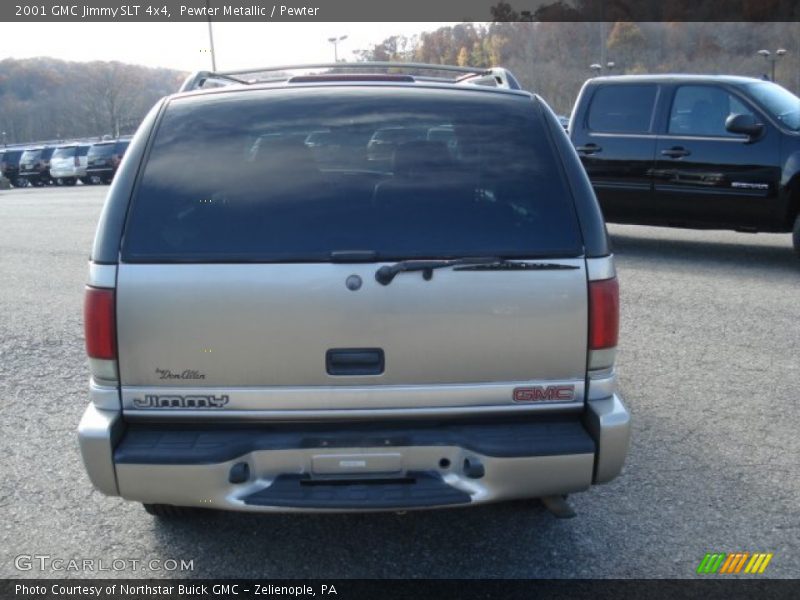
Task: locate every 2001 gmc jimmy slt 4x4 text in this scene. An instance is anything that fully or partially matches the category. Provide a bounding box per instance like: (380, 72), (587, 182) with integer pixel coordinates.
(78, 64), (630, 517)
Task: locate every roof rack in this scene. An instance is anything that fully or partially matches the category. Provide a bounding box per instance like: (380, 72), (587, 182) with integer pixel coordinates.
(178, 62), (523, 93)
(178, 71), (250, 92)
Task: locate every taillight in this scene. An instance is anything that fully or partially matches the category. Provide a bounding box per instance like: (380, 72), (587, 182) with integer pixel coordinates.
(588, 277), (619, 371)
(84, 287), (116, 359)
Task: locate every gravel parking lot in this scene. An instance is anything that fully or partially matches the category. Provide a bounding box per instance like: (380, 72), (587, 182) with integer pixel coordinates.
(0, 185), (798, 578)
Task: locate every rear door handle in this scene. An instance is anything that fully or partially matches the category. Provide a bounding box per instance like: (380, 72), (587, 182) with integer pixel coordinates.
(661, 146), (691, 158)
(575, 143), (602, 155)
(326, 348), (385, 376)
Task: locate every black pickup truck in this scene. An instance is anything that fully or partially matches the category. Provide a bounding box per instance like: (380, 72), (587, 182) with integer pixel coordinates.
(569, 74), (800, 255)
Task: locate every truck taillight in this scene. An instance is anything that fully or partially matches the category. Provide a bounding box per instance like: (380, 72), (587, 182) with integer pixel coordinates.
(588, 277), (619, 369)
(84, 287), (116, 360)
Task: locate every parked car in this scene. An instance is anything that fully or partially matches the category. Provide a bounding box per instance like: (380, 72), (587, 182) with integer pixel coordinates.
(0, 148), (24, 187)
(86, 138), (131, 184)
(366, 126), (428, 162)
(79, 63), (630, 517)
(18, 146), (55, 186)
(50, 143), (91, 185)
(570, 74), (800, 255)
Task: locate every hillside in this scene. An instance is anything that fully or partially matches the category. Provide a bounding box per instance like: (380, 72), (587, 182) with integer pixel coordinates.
(0, 58), (184, 144)
(357, 20), (800, 114)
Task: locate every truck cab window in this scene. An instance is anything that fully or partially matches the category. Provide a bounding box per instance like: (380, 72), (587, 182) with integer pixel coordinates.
(587, 84), (657, 134)
(668, 85), (754, 137)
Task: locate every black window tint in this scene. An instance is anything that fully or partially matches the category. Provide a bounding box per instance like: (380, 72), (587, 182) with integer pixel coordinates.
(21, 150), (42, 162)
(89, 144), (115, 157)
(53, 147), (77, 158)
(77, 145), (90, 156)
(123, 89), (583, 262)
(669, 85), (755, 137)
(587, 84), (657, 133)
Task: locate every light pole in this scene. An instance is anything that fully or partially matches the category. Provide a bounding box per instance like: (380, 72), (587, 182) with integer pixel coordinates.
(590, 61), (617, 76)
(206, 0), (217, 71)
(328, 35), (348, 62)
(757, 48), (787, 82)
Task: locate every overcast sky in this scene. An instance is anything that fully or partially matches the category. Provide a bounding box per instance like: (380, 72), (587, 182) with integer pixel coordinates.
(0, 22), (458, 71)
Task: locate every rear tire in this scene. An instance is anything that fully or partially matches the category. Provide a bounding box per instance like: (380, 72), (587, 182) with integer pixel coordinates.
(143, 503), (198, 518)
(793, 214), (800, 258)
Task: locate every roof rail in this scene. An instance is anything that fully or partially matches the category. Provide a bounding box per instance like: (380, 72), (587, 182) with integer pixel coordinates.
(178, 71), (250, 93)
(456, 68), (522, 91)
(178, 62), (523, 92)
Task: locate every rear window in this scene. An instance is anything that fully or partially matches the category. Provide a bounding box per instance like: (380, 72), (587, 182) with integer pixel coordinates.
(89, 143), (115, 157)
(77, 145), (90, 156)
(587, 84), (658, 134)
(21, 149), (42, 162)
(53, 146), (77, 158)
(122, 88), (583, 262)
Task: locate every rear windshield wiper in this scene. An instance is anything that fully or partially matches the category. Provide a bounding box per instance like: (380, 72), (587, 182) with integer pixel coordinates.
(375, 257), (578, 286)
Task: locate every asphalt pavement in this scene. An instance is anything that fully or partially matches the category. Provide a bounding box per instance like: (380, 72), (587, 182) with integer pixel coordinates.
(0, 185), (798, 578)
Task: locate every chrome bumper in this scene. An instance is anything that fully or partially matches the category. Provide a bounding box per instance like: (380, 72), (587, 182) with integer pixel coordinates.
(78, 394), (630, 511)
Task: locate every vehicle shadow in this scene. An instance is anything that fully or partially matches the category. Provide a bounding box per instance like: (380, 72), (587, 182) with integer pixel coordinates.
(609, 231), (799, 275)
(145, 498), (586, 578)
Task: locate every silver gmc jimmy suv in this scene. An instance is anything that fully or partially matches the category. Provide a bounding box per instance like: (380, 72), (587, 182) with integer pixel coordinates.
(78, 63), (630, 517)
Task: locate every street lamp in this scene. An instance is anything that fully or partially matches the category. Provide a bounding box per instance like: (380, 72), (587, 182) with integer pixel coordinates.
(590, 62), (616, 76)
(206, 0), (217, 71)
(328, 35), (348, 62)
(757, 48), (787, 82)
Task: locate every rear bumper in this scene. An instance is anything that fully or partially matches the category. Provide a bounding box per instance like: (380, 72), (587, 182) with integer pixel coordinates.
(19, 169), (46, 180)
(50, 166), (85, 178)
(78, 395), (630, 512)
(86, 167), (114, 176)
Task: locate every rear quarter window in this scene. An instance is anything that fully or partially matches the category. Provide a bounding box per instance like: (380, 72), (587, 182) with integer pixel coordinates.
(122, 88), (584, 262)
(587, 84), (658, 134)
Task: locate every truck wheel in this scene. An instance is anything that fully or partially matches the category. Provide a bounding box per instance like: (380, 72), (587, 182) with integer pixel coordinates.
(143, 503), (197, 517)
(793, 214), (800, 258)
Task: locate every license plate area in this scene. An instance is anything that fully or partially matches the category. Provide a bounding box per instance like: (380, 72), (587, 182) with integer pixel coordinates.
(311, 452), (403, 476)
